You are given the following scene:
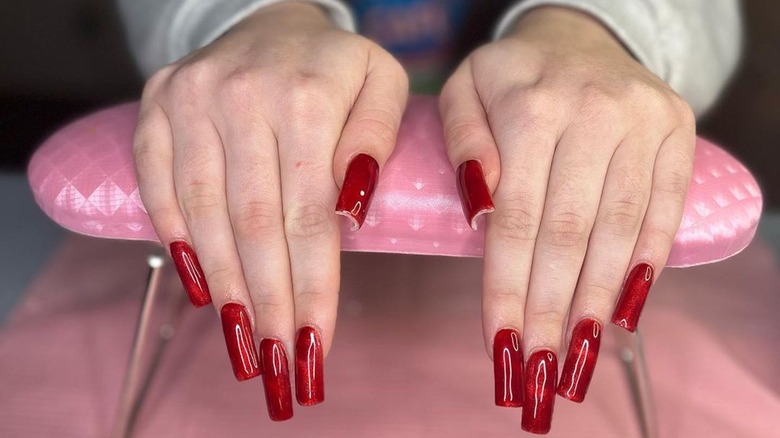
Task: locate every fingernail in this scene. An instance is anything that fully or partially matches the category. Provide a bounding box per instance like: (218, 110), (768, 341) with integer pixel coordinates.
(220, 303), (261, 381)
(169, 241), (211, 307)
(493, 328), (524, 407)
(557, 318), (601, 403)
(522, 349), (558, 434)
(612, 263), (654, 332)
(456, 160), (495, 231)
(295, 326), (324, 406)
(335, 153), (379, 231)
(260, 339), (293, 421)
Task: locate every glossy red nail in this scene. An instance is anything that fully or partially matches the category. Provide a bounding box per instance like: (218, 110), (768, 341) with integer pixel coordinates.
(336, 153), (379, 231)
(494, 329), (524, 407)
(456, 160), (495, 231)
(260, 339), (293, 421)
(522, 350), (558, 434)
(220, 303), (260, 381)
(612, 263), (654, 332)
(169, 241), (211, 307)
(558, 319), (601, 403)
(295, 326), (324, 406)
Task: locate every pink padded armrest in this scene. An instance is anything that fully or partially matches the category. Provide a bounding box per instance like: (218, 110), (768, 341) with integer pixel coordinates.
(28, 96), (762, 267)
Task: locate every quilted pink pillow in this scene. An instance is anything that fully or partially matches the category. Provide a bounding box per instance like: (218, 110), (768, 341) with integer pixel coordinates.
(28, 96), (762, 267)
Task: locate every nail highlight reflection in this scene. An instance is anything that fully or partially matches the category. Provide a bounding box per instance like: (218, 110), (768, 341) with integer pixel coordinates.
(295, 326), (324, 406)
(522, 349), (558, 434)
(261, 339), (293, 421)
(456, 160), (495, 231)
(558, 318), (601, 402)
(220, 303), (260, 381)
(169, 241), (211, 307)
(493, 328), (524, 407)
(612, 263), (654, 332)
(335, 153), (379, 230)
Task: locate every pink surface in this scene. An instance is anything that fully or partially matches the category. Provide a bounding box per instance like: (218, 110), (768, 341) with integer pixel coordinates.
(28, 96), (762, 267)
(0, 236), (778, 437)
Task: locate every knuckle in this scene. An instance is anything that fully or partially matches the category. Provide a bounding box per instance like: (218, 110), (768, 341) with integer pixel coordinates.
(491, 200), (540, 243)
(251, 292), (288, 314)
(220, 70), (257, 103)
(180, 181), (223, 219)
(655, 170), (691, 201)
(527, 306), (566, 325)
(143, 66), (174, 97)
(582, 279), (618, 300)
(600, 196), (644, 235)
(203, 266), (234, 289)
(445, 115), (488, 151)
(352, 107), (400, 147)
(581, 84), (622, 118)
(231, 200), (282, 242)
(284, 203), (334, 239)
(542, 211), (590, 249)
(645, 226), (678, 247)
(171, 61), (213, 91)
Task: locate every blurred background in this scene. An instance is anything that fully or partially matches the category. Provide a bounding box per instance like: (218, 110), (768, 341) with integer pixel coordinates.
(0, 0), (778, 320)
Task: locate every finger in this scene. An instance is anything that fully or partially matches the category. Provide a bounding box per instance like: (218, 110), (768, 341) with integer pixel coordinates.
(334, 47), (408, 230)
(478, 90), (563, 407)
(557, 134), (658, 402)
(440, 59), (501, 229)
(521, 126), (617, 433)
(133, 101), (212, 308)
(612, 123), (695, 332)
(172, 111), (260, 381)
(277, 86), (344, 407)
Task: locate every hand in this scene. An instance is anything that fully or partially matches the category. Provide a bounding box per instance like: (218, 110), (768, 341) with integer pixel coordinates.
(440, 6), (694, 433)
(133, 2), (408, 419)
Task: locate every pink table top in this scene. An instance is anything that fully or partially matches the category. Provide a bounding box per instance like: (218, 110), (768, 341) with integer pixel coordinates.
(28, 97), (763, 268)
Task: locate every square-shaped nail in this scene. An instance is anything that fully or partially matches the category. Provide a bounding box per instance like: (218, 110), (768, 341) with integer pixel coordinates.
(494, 328), (524, 407)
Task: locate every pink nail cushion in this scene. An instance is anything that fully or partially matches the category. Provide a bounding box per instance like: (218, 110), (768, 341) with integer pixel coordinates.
(28, 96), (762, 268)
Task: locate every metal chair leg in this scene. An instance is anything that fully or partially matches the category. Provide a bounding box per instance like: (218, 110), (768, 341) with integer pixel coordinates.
(110, 254), (186, 438)
(617, 328), (658, 438)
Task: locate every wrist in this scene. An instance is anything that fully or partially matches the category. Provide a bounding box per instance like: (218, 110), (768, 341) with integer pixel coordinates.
(508, 6), (626, 54)
(240, 1), (332, 31)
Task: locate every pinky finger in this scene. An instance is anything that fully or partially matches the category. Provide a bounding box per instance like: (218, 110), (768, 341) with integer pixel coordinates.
(133, 103), (210, 307)
(612, 125), (696, 331)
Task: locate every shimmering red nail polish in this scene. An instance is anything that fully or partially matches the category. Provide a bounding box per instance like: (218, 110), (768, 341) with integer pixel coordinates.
(522, 350), (558, 434)
(493, 329), (524, 407)
(260, 339), (293, 421)
(558, 319), (601, 403)
(295, 326), (324, 406)
(612, 263), (654, 332)
(169, 241), (211, 307)
(336, 153), (379, 231)
(456, 160), (495, 231)
(220, 303), (260, 381)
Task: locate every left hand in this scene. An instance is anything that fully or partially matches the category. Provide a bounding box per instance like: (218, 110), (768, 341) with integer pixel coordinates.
(439, 6), (695, 433)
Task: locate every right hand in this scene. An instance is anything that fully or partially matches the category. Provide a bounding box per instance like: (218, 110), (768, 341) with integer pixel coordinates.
(132, 2), (408, 419)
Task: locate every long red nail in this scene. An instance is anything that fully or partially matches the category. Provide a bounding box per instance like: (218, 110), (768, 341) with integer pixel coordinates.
(335, 153), (379, 231)
(169, 241), (211, 307)
(522, 350), (558, 434)
(220, 303), (260, 381)
(557, 319), (601, 402)
(612, 263), (654, 332)
(260, 339), (293, 421)
(295, 326), (324, 406)
(456, 160), (495, 231)
(494, 329), (524, 407)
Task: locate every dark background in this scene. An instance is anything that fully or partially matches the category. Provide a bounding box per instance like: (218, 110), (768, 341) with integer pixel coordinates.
(1, 1), (778, 207)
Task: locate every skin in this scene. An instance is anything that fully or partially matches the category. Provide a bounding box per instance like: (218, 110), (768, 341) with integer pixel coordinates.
(440, 7), (695, 360)
(134, 3), (695, 380)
